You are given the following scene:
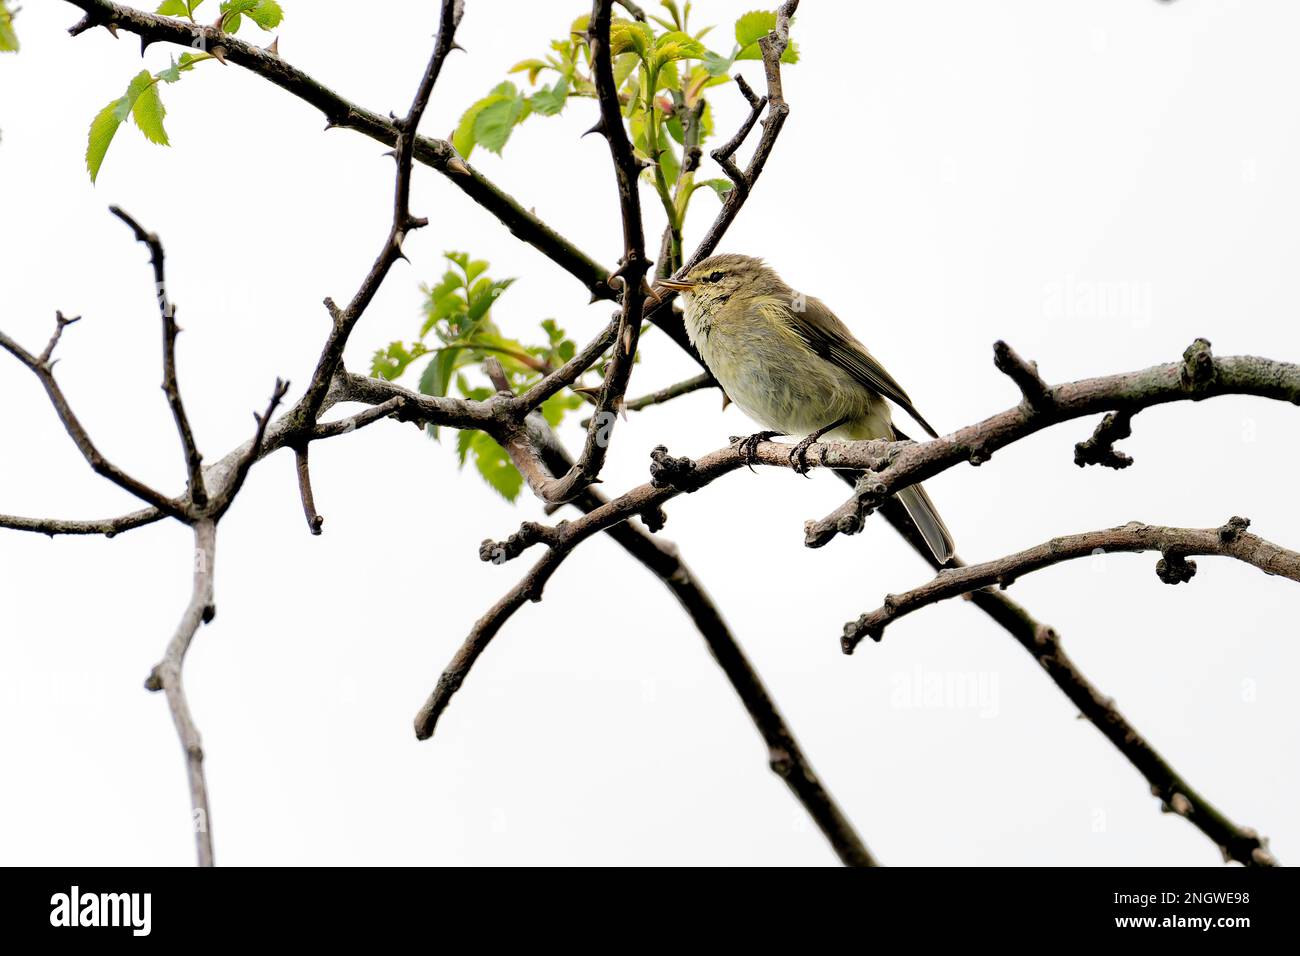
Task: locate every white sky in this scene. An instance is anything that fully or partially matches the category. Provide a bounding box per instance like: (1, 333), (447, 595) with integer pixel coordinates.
(1, 0), (1297, 865)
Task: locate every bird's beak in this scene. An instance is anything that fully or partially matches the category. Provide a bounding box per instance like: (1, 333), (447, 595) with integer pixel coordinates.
(648, 277), (695, 304)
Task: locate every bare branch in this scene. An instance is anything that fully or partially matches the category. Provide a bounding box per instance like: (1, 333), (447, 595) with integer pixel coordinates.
(294, 445), (324, 536)
(525, 420), (876, 866)
(582, 372), (716, 426)
(211, 379), (289, 519)
(970, 580), (1274, 866)
(143, 518), (218, 866)
(293, 1), (464, 427)
(312, 395), (410, 439)
(507, 0), (651, 504)
(1074, 409), (1135, 469)
(0, 318), (188, 521)
(844, 517), (1300, 651)
(0, 508), (163, 537)
(710, 75), (766, 197)
(992, 339), (1052, 411)
(807, 340), (1300, 548)
(109, 205), (207, 505)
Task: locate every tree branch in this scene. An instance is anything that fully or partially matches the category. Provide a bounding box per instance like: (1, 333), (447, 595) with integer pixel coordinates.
(417, 415), (877, 865)
(143, 518), (218, 867)
(292, 0), (463, 427)
(966, 580), (1276, 867)
(0, 315), (188, 520)
(844, 517), (1300, 650)
(62, 0), (614, 300)
(108, 205), (207, 505)
(505, 0), (651, 505)
(806, 339), (1300, 548)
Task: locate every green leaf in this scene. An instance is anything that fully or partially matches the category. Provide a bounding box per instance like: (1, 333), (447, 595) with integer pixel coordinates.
(508, 58), (550, 85)
(418, 347), (467, 441)
(86, 69), (172, 182)
(541, 391), (583, 428)
(219, 0), (257, 32)
(658, 139), (680, 185)
(0, 3), (18, 53)
(529, 76), (569, 117)
(613, 52), (639, 89)
(696, 177), (734, 201)
(465, 277), (514, 324)
(131, 76), (169, 146)
(732, 9), (798, 63)
(735, 39), (798, 63)
(701, 50), (732, 77)
(464, 432), (523, 501)
(456, 428), (475, 465)
(473, 94), (529, 155)
(452, 90), (516, 157)
(369, 341), (427, 381)
(610, 20), (655, 61)
(156, 0), (189, 15)
(86, 99), (124, 184)
(654, 31), (707, 67)
(246, 0), (283, 30)
(735, 10), (775, 47)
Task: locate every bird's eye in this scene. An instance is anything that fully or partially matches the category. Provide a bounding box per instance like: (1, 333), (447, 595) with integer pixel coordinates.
(705, 271), (724, 283)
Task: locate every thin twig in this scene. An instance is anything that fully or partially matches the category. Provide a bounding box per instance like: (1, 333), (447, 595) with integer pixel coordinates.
(294, 445), (324, 535)
(293, 0), (463, 427)
(581, 372), (715, 426)
(508, 0), (650, 504)
(0, 318), (188, 520)
(211, 379), (289, 518)
(109, 205), (207, 505)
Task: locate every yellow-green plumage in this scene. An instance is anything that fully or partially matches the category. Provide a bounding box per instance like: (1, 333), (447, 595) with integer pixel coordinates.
(667, 253), (954, 564)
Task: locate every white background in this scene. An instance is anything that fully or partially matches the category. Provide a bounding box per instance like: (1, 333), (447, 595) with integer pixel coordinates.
(1, 0), (1296, 866)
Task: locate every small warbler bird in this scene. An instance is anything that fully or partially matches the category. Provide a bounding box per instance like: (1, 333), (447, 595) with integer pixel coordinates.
(654, 253), (954, 564)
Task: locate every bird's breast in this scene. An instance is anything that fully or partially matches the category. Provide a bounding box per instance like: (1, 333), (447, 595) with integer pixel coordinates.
(685, 299), (885, 437)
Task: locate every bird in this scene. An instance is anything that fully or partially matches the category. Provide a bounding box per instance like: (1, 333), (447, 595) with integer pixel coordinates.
(653, 253), (954, 564)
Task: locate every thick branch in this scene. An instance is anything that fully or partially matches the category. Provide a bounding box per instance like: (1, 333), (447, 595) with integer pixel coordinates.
(142, 518), (217, 867)
(63, 0), (612, 300)
(417, 416), (876, 865)
(970, 581), (1275, 867)
(806, 340), (1300, 547)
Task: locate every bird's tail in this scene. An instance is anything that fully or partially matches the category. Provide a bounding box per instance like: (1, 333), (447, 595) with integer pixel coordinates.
(895, 483), (954, 566)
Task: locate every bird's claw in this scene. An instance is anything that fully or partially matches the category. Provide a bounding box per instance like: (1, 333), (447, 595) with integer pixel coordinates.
(732, 431), (780, 471)
(788, 435), (819, 477)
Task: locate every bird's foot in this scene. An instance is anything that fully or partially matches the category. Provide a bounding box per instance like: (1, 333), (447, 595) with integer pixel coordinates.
(731, 430), (782, 470)
(788, 433), (822, 477)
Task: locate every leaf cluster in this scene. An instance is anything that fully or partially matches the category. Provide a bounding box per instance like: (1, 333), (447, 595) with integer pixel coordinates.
(84, 1), (285, 182)
(371, 253), (589, 501)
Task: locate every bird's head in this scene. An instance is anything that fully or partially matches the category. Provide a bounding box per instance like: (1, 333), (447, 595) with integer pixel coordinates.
(652, 254), (783, 313)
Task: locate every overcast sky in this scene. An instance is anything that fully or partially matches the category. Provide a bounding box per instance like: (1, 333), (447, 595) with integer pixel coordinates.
(1, 0), (1297, 865)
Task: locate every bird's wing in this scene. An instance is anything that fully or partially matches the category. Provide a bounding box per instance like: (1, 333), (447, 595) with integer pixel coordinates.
(786, 297), (940, 438)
